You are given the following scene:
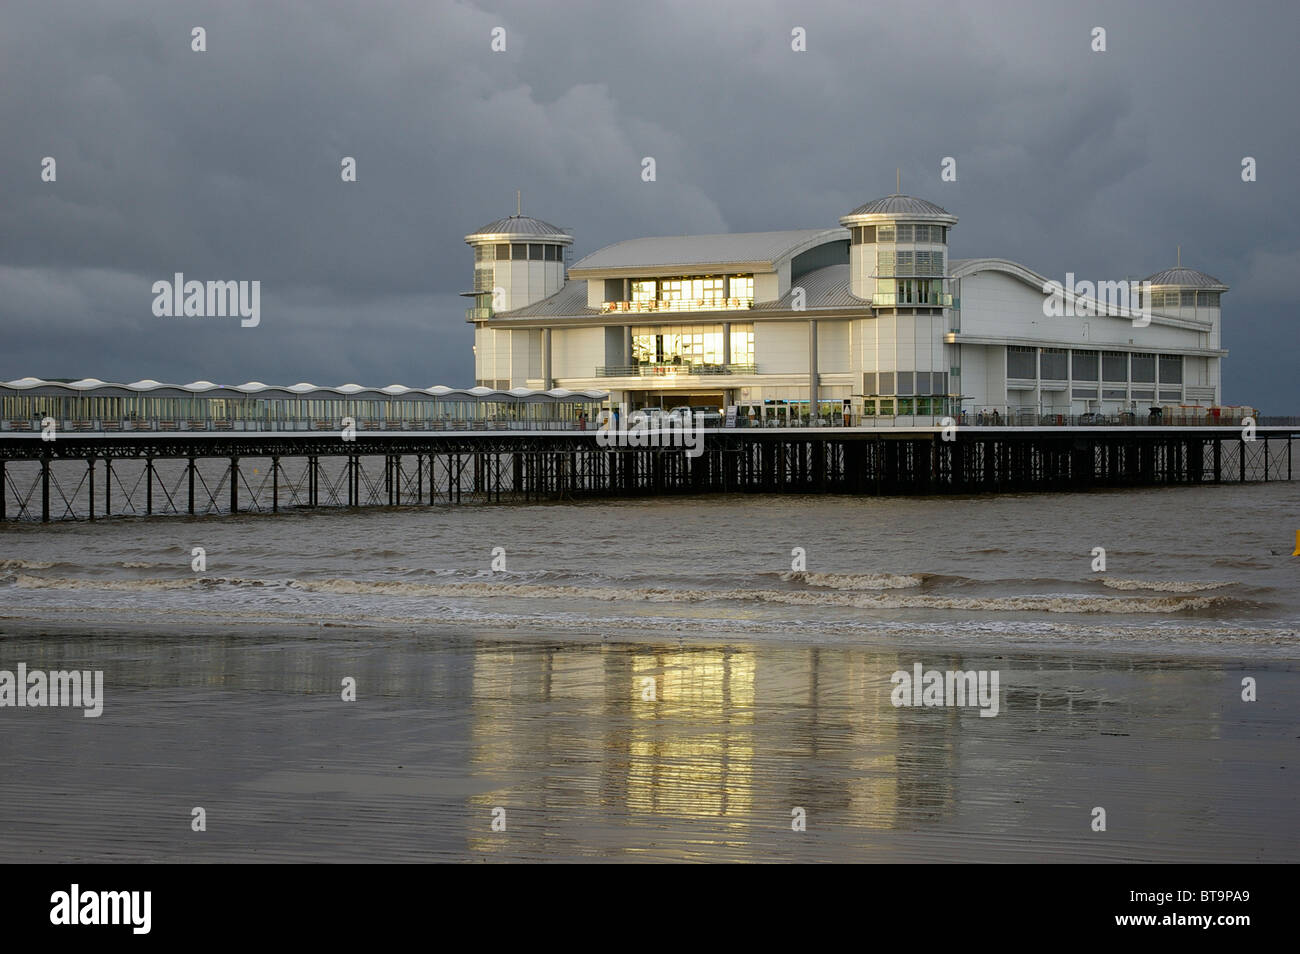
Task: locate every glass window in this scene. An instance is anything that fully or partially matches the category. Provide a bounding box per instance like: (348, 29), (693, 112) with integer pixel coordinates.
(529, 244), (543, 260)
(511, 244), (526, 261)
(896, 224), (913, 242)
(1041, 348), (1067, 380)
(879, 371), (895, 394)
(1197, 291), (1218, 307)
(876, 225), (894, 242)
(730, 325), (754, 365)
(1180, 290), (1195, 306)
(897, 372), (914, 396)
(1072, 350), (1099, 381)
(1007, 346), (1037, 379)
(1131, 353), (1156, 383)
(1159, 354), (1182, 384)
(1102, 351), (1127, 381)
(876, 250), (895, 277)
(863, 372), (877, 395)
(496, 244), (510, 260)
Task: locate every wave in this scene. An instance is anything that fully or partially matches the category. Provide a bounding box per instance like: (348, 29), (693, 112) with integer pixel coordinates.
(779, 570), (928, 590)
(5, 573), (1244, 615)
(0, 559), (58, 570)
(288, 579), (1234, 614)
(1101, 578), (1233, 593)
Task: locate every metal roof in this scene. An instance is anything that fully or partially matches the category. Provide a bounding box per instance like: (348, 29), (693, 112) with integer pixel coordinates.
(568, 228), (845, 275)
(0, 378), (606, 401)
(1142, 267), (1227, 289)
(496, 281), (598, 319)
(844, 194), (953, 217)
(751, 265), (868, 311)
(465, 215), (572, 241)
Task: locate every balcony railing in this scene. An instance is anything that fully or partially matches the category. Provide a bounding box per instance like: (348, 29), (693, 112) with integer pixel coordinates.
(870, 293), (953, 307)
(465, 306), (493, 320)
(599, 297), (753, 314)
(595, 363), (758, 378)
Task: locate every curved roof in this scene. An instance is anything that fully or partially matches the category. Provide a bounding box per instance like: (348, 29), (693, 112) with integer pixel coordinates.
(843, 194), (954, 218)
(751, 264), (868, 311)
(0, 378), (606, 402)
(949, 258), (1220, 325)
(465, 215), (572, 242)
(568, 228), (847, 277)
(1143, 267), (1227, 289)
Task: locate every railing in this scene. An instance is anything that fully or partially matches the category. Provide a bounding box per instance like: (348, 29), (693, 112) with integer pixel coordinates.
(599, 297), (754, 314)
(870, 293), (953, 307)
(464, 306), (494, 320)
(959, 407), (1264, 427)
(595, 363), (757, 377)
(1, 418), (601, 434)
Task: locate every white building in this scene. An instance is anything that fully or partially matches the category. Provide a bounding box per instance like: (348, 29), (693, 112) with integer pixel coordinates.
(464, 195), (1227, 424)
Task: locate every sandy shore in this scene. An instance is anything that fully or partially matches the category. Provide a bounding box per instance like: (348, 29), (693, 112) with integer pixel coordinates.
(1, 621), (1295, 862)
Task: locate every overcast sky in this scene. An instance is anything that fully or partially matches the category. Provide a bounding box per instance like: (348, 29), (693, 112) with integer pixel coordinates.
(2, 0), (1297, 409)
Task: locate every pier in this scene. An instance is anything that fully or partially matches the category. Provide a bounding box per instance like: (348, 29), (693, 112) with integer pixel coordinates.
(1, 425), (1295, 522)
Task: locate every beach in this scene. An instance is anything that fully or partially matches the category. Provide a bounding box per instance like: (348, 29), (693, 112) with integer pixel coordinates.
(2, 483), (1298, 862)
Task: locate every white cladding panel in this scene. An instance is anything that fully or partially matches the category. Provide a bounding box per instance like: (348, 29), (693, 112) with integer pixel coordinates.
(960, 271), (1207, 351)
(754, 320), (809, 373)
(817, 320), (850, 373)
(552, 327), (605, 379)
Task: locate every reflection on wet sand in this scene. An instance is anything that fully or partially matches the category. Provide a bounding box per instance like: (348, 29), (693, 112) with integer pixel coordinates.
(0, 630), (1294, 862)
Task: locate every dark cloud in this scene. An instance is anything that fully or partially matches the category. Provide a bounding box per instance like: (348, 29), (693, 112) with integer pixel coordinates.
(1, 0), (1296, 409)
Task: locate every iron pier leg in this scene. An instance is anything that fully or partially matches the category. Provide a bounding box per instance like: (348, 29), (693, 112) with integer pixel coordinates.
(41, 455), (50, 523)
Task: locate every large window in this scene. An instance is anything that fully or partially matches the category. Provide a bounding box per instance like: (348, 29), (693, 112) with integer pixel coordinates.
(727, 276), (754, 301)
(660, 278), (724, 304)
(1041, 348), (1068, 380)
(1007, 346), (1037, 379)
(630, 324), (753, 367)
(879, 278), (945, 304)
(1131, 353), (1156, 383)
(1072, 350), (1099, 381)
(1159, 354), (1183, 385)
(1103, 351), (1127, 382)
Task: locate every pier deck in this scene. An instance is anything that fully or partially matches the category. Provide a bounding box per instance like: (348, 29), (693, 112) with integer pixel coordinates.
(1, 426), (1294, 522)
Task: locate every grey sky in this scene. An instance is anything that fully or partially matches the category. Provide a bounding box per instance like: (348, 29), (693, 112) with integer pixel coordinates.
(2, 0), (1297, 409)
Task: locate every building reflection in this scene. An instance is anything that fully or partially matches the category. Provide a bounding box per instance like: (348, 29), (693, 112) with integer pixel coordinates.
(463, 643), (1013, 855)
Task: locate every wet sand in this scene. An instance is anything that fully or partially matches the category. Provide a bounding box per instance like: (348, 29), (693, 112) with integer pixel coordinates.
(1, 622), (1295, 862)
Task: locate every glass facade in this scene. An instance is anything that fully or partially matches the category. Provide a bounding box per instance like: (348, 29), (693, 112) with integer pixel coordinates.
(630, 324), (754, 367)
(604, 275), (754, 313)
(0, 386), (605, 431)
